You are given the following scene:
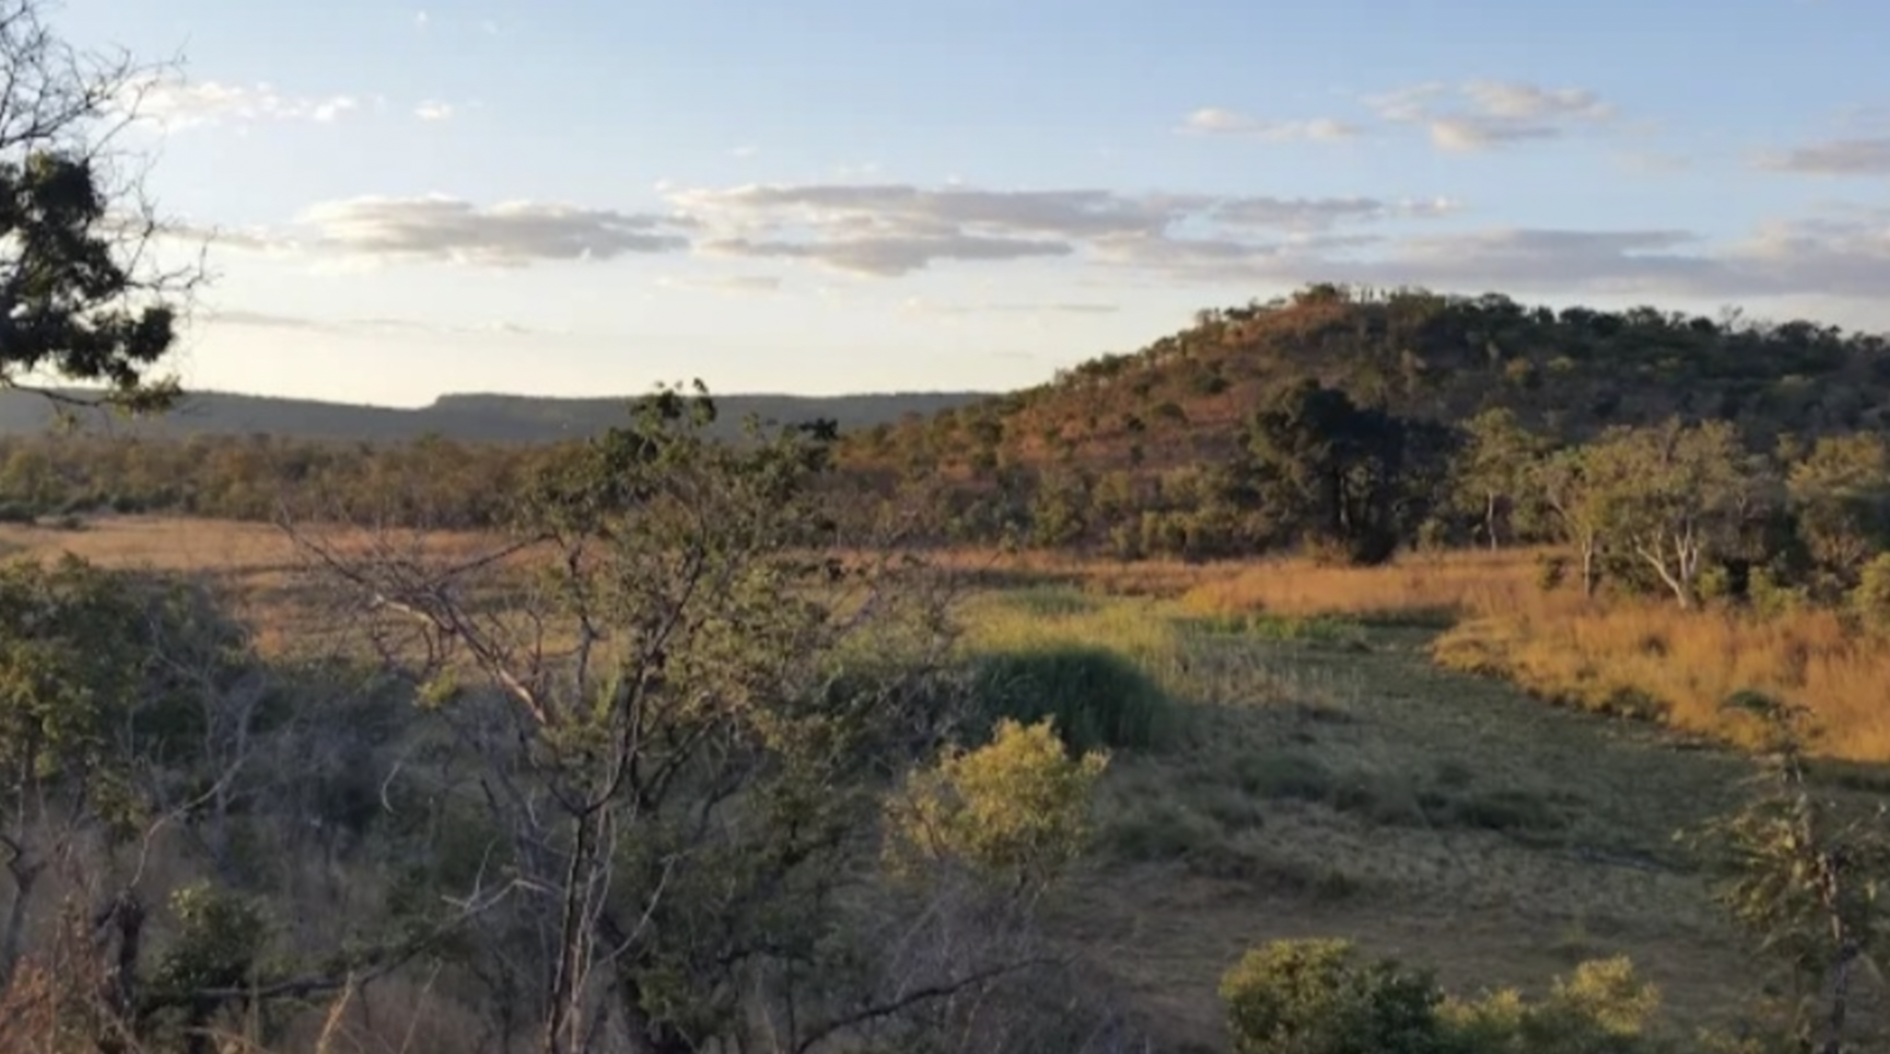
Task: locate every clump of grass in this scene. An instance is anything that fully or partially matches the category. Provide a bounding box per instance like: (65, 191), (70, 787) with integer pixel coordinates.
(1234, 751), (1337, 802)
(1103, 785), (1223, 863)
(999, 584), (1098, 618)
(968, 645), (1175, 752)
(1443, 788), (1568, 835)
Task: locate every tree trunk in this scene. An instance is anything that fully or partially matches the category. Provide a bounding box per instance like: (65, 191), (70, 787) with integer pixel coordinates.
(1485, 491), (1501, 551)
(0, 855), (36, 991)
(1639, 545), (1695, 610)
(1580, 540), (1599, 599)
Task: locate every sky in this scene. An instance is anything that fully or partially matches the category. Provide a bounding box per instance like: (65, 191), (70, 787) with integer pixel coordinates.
(47, 0), (1890, 407)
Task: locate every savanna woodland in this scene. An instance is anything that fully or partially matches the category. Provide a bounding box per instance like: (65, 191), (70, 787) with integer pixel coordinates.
(8, 4), (1890, 1053)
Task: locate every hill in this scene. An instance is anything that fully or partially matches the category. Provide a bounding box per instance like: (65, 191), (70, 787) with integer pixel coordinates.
(843, 284), (1890, 474)
(0, 387), (989, 443)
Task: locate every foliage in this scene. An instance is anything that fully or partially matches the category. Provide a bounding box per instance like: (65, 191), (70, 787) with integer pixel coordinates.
(1787, 434), (1890, 589)
(1221, 938), (1677, 1054)
(0, 0), (199, 415)
(1438, 956), (1667, 1054)
(883, 717), (1107, 892)
(1689, 694), (1890, 1053)
(290, 382), (1099, 1054)
(968, 643), (1175, 752)
(1449, 408), (1553, 550)
(1574, 419), (1766, 609)
(1240, 379), (1454, 566)
(1219, 938), (1445, 1054)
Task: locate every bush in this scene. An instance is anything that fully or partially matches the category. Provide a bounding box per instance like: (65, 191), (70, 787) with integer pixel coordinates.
(1220, 940), (1672, 1054)
(1220, 939), (1446, 1054)
(968, 644), (1174, 753)
(883, 717), (1107, 890)
(1853, 552), (1890, 628)
(1439, 956), (1665, 1054)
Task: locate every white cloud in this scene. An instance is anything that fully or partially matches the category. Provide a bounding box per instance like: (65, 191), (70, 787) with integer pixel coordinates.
(414, 10), (429, 29)
(127, 78), (361, 131)
(206, 309), (545, 337)
(665, 182), (1453, 276)
(1093, 207), (1890, 309)
(655, 274), (784, 295)
(1178, 107), (1361, 142)
(730, 145), (760, 159)
(900, 298), (1119, 317)
(414, 100), (455, 121)
(1367, 79), (1615, 152)
(1756, 136), (1890, 176)
(1211, 195), (1460, 231)
(296, 195), (693, 266)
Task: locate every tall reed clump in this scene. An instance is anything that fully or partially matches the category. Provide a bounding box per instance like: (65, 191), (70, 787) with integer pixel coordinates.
(957, 588), (1180, 753)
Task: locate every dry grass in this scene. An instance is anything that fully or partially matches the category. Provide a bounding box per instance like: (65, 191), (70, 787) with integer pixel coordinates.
(1168, 549), (1890, 762)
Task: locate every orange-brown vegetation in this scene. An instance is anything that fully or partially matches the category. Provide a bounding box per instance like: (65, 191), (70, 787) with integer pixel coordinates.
(1177, 549), (1890, 762)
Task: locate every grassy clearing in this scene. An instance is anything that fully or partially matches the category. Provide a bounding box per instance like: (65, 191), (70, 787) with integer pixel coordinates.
(1171, 549), (1890, 763)
(13, 518), (1890, 1047)
(952, 580), (1824, 1049)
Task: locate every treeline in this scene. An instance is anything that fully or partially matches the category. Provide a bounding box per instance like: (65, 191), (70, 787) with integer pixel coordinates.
(9, 289), (1890, 618)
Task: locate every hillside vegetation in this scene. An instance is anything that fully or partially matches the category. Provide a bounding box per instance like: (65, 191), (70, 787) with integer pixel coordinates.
(847, 283), (1890, 475)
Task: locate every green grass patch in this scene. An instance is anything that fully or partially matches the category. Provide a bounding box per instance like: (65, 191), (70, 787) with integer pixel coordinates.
(968, 644), (1177, 753)
(1178, 612), (1369, 648)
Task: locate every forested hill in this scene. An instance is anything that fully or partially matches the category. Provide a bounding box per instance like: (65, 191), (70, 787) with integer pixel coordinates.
(0, 388), (988, 443)
(841, 285), (1890, 473)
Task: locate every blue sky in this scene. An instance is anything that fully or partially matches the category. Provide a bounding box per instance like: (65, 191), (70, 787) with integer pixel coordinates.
(54, 0), (1890, 405)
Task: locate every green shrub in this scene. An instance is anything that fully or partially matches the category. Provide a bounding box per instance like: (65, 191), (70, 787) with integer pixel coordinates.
(1220, 939), (1446, 1054)
(1853, 552), (1890, 628)
(1221, 941), (1671, 1054)
(1439, 956), (1666, 1054)
(968, 644), (1174, 753)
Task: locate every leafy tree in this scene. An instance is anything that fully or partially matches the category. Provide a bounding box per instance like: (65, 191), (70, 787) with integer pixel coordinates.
(0, 0), (202, 416)
(1786, 433), (1890, 589)
(1449, 407), (1552, 550)
(1579, 419), (1765, 609)
(1242, 380), (1451, 565)
(290, 384), (1079, 1054)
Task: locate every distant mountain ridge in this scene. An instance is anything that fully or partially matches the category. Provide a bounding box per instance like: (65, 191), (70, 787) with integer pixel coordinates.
(0, 388), (991, 443)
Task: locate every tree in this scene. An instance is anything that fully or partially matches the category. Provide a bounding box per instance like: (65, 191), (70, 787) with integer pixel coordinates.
(1691, 693), (1890, 1054)
(0, 0), (202, 416)
(288, 384), (1084, 1054)
(0, 557), (461, 1054)
(1449, 407), (1551, 550)
(1534, 448), (1607, 599)
(1578, 419), (1763, 609)
(1242, 380), (1451, 565)
(1787, 433), (1890, 589)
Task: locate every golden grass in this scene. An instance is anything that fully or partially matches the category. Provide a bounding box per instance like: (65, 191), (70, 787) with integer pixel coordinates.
(1169, 548), (1890, 762)
(11, 520), (1890, 759)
